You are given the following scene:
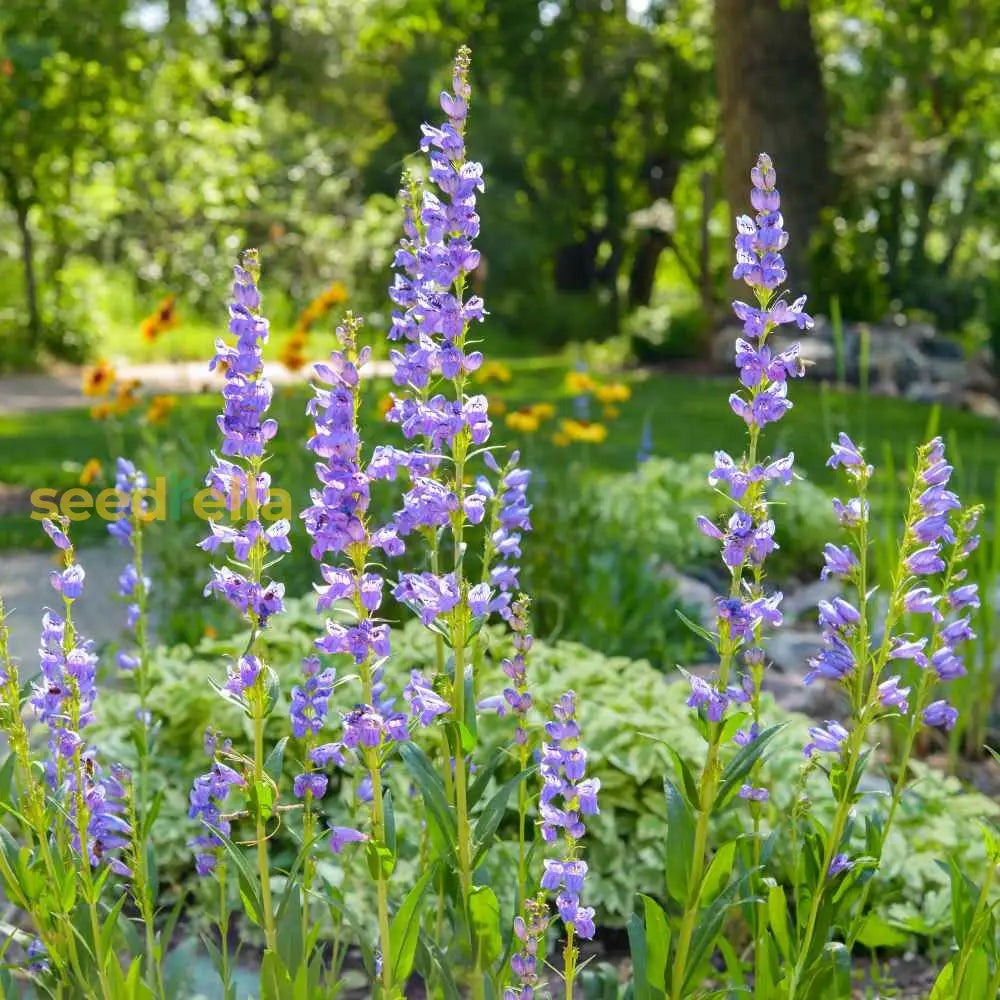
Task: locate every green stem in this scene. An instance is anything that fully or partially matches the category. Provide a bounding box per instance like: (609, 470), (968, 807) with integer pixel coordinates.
(218, 864), (231, 994)
(369, 758), (395, 998)
(953, 858), (997, 994)
(564, 925), (577, 1000)
(252, 705), (277, 954)
(670, 737), (721, 1000)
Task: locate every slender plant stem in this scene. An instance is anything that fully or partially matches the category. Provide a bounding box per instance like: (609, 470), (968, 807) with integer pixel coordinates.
(252, 705), (277, 954)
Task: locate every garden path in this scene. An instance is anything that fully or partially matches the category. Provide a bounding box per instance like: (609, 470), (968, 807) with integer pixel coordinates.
(1, 544), (133, 669)
(0, 358), (393, 415)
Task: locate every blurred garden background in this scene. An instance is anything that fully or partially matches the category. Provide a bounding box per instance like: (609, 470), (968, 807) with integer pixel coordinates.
(4, 1), (1000, 990)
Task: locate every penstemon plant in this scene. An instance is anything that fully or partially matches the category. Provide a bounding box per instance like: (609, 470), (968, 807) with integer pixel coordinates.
(782, 433), (983, 998)
(3, 52), (1000, 1000)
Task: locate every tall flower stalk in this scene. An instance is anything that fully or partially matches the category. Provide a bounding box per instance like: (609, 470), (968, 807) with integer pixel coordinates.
(301, 312), (405, 996)
(382, 45), (531, 996)
(192, 250), (288, 958)
(670, 153), (811, 999)
(787, 436), (982, 997)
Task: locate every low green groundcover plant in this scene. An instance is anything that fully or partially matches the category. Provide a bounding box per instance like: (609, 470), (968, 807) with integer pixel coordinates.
(0, 47), (997, 1000)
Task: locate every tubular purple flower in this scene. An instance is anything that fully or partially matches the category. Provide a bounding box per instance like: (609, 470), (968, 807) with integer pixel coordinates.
(539, 691), (597, 940)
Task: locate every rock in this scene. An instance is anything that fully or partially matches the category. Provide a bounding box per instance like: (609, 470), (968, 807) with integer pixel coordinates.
(762, 671), (843, 718)
(765, 628), (823, 675)
(904, 378), (964, 407)
(966, 348), (998, 394)
(963, 391), (1000, 420)
(662, 567), (718, 629)
(781, 579), (840, 620)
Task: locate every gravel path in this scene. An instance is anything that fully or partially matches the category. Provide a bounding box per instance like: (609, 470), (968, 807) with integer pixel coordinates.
(0, 359), (393, 415)
(0, 545), (133, 669)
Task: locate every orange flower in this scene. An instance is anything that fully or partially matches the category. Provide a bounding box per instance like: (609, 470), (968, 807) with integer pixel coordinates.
(146, 394), (177, 425)
(79, 459), (102, 486)
(378, 394), (395, 419)
(82, 360), (116, 397)
(295, 281), (348, 334)
(595, 381), (631, 404)
(113, 378), (142, 416)
(280, 332), (309, 372)
(141, 295), (179, 342)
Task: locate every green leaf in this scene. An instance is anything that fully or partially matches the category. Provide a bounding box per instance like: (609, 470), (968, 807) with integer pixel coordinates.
(276, 883), (303, 977)
(399, 743), (457, 866)
(639, 894), (669, 1000)
(207, 824), (264, 928)
(383, 788), (397, 858)
(699, 841), (736, 906)
(854, 913), (909, 950)
(469, 885), (503, 967)
(715, 724), (785, 810)
(389, 864), (436, 984)
(766, 881), (792, 962)
(264, 737), (289, 784)
(627, 912), (650, 1000)
(929, 962), (954, 1000)
(473, 769), (531, 868)
(664, 777), (694, 904)
(675, 610), (717, 648)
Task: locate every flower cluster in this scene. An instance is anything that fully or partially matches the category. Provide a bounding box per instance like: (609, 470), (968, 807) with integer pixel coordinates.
(300, 315), (406, 831)
(190, 252), (290, 876)
(30, 518), (132, 875)
(539, 692), (597, 940)
(807, 434), (981, 747)
(688, 155), (810, 735)
(188, 759), (245, 876)
(202, 252), (288, 631)
(479, 596), (533, 742)
(385, 46), (487, 426)
(503, 896), (550, 1000)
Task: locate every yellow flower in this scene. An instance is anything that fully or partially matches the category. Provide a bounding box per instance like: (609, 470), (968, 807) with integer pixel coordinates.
(528, 402), (555, 421)
(565, 371), (597, 394)
(552, 432), (570, 447)
(79, 459), (102, 486)
(603, 404), (620, 420)
(595, 381), (631, 404)
(82, 360), (116, 397)
(475, 360), (512, 385)
(378, 393), (395, 419)
(506, 409), (541, 433)
(488, 398), (507, 416)
(560, 419), (608, 444)
(90, 402), (113, 421)
(146, 394), (177, 425)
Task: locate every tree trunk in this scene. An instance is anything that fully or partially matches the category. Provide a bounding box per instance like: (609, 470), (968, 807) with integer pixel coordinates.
(15, 199), (42, 351)
(2, 165), (43, 354)
(714, 0), (830, 295)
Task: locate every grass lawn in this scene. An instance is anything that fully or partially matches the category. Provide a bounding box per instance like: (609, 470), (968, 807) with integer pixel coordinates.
(1, 359), (998, 551)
